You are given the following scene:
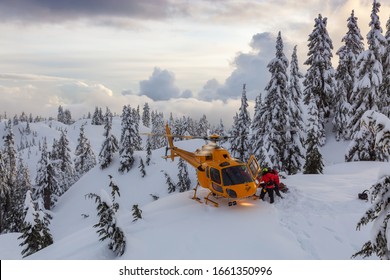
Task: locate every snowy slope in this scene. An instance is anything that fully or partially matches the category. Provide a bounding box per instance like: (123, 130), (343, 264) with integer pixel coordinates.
(0, 119), (388, 260)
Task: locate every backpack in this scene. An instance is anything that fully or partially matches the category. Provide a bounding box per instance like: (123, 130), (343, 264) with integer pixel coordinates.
(358, 190), (369, 201)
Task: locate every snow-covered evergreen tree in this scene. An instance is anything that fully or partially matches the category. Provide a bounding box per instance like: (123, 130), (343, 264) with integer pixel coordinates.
(229, 84), (251, 162)
(131, 107), (142, 151)
(177, 158), (191, 192)
(63, 109), (72, 125)
(91, 107), (104, 125)
(303, 14), (336, 145)
(303, 98), (324, 174)
(0, 123), (19, 233)
(0, 149), (10, 233)
(145, 136), (152, 166)
(99, 108), (119, 169)
(34, 138), (60, 210)
(57, 105), (64, 123)
(172, 116), (187, 139)
(142, 102), (151, 128)
(353, 171), (390, 259)
(0, 150), (8, 199)
(3, 122), (17, 188)
(74, 124), (96, 179)
(132, 204), (143, 222)
(57, 106), (72, 124)
(18, 190), (53, 258)
(349, 0), (386, 137)
(1, 123), (32, 232)
(213, 119), (227, 145)
(118, 105), (135, 173)
(333, 10), (365, 140)
(345, 110), (390, 162)
(380, 16), (390, 118)
(150, 112), (166, 149)
(86, 176), (126, 256)
(7, 158), (31, 232)
(285, 45), (305, 174)
(163, 171), (176, 193)
(261, 32), (290, 169)
(55, 130), (75, 193)
(197, 114), (210, 136)
(250, 94), (268, 165)
(138, 158), (146, 177)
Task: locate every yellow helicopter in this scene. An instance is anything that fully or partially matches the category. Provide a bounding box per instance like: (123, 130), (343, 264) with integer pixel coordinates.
(162, 124), (262, 207)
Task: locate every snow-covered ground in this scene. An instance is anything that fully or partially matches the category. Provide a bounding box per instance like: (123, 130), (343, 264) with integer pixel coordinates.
(0, 118), (389, 262)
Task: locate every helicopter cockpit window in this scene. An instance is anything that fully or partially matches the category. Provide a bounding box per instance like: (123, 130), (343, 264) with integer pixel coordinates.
(210, 168), (221, 185)
(222, 165), (253, 186)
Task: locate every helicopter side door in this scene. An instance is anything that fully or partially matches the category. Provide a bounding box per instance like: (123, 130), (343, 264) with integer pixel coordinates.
(205, 166), (224, 194)
(247, 155), (261, 182)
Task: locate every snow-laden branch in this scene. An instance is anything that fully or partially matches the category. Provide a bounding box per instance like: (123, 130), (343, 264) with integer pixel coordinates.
(346, 110), (390, 161)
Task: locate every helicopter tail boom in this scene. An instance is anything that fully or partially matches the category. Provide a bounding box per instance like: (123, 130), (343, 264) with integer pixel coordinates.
(164, 124), (202, 169)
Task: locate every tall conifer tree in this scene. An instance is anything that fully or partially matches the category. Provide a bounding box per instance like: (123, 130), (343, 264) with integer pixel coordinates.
(349, 0), (386, 136)
(250, 94), (268, 165)
(262, 32), (289, 169)
(0, 150), (10, 233)
(177, 158), (191, 192)
(34, 138), (60, 210)
(303, 98), (324, 174)
(229, 84), (251, 162)
(380, 16), (390, 118)
(18, 190), (53, 258)
(55, 130), (75, 193)
(74, 124), (96, 178)
(142, 102), (151, 128)
(285, 45), (305, 174)
(334, 10), (364, 140)
(303, 14), (336, 146)
(118, 105), (135, 173)
(99, 108), (119, 169)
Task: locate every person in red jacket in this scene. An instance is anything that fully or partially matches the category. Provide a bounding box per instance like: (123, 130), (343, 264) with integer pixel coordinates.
(259, 168), (277, 203)
(271, 168), (283, 198)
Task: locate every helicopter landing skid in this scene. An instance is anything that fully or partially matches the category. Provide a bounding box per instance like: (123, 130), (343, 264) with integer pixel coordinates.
(204, 194), (219, 207)
(203, 192), (237, 207)
(192, 196), (203, 204)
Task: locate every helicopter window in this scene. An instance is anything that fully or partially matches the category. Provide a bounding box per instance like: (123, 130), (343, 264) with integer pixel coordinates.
(206, 167), (210, 178)
(212, 183), (223, 193)
(248, 159), (260, 178)
(210, 168), (221, 185)
(222, 165), (253, 186)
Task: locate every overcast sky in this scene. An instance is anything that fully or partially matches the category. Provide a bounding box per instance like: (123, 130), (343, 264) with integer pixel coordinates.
(0, 0), (389, 126)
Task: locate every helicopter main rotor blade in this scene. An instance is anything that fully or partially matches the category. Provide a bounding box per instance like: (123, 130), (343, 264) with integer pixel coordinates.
(140, 132), (206, 140)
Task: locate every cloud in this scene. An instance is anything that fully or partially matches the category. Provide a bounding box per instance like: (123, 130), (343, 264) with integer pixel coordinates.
(0, 0), (187, 23)
(154, 97), (247, 128)
(0, 73), (74, 82)
(139, 67), (181, 101)
(0, 79), (119, 117)
(0, 77), (243, 127)
(198, 32), (294, 101)
(198, 79), (221, 101)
